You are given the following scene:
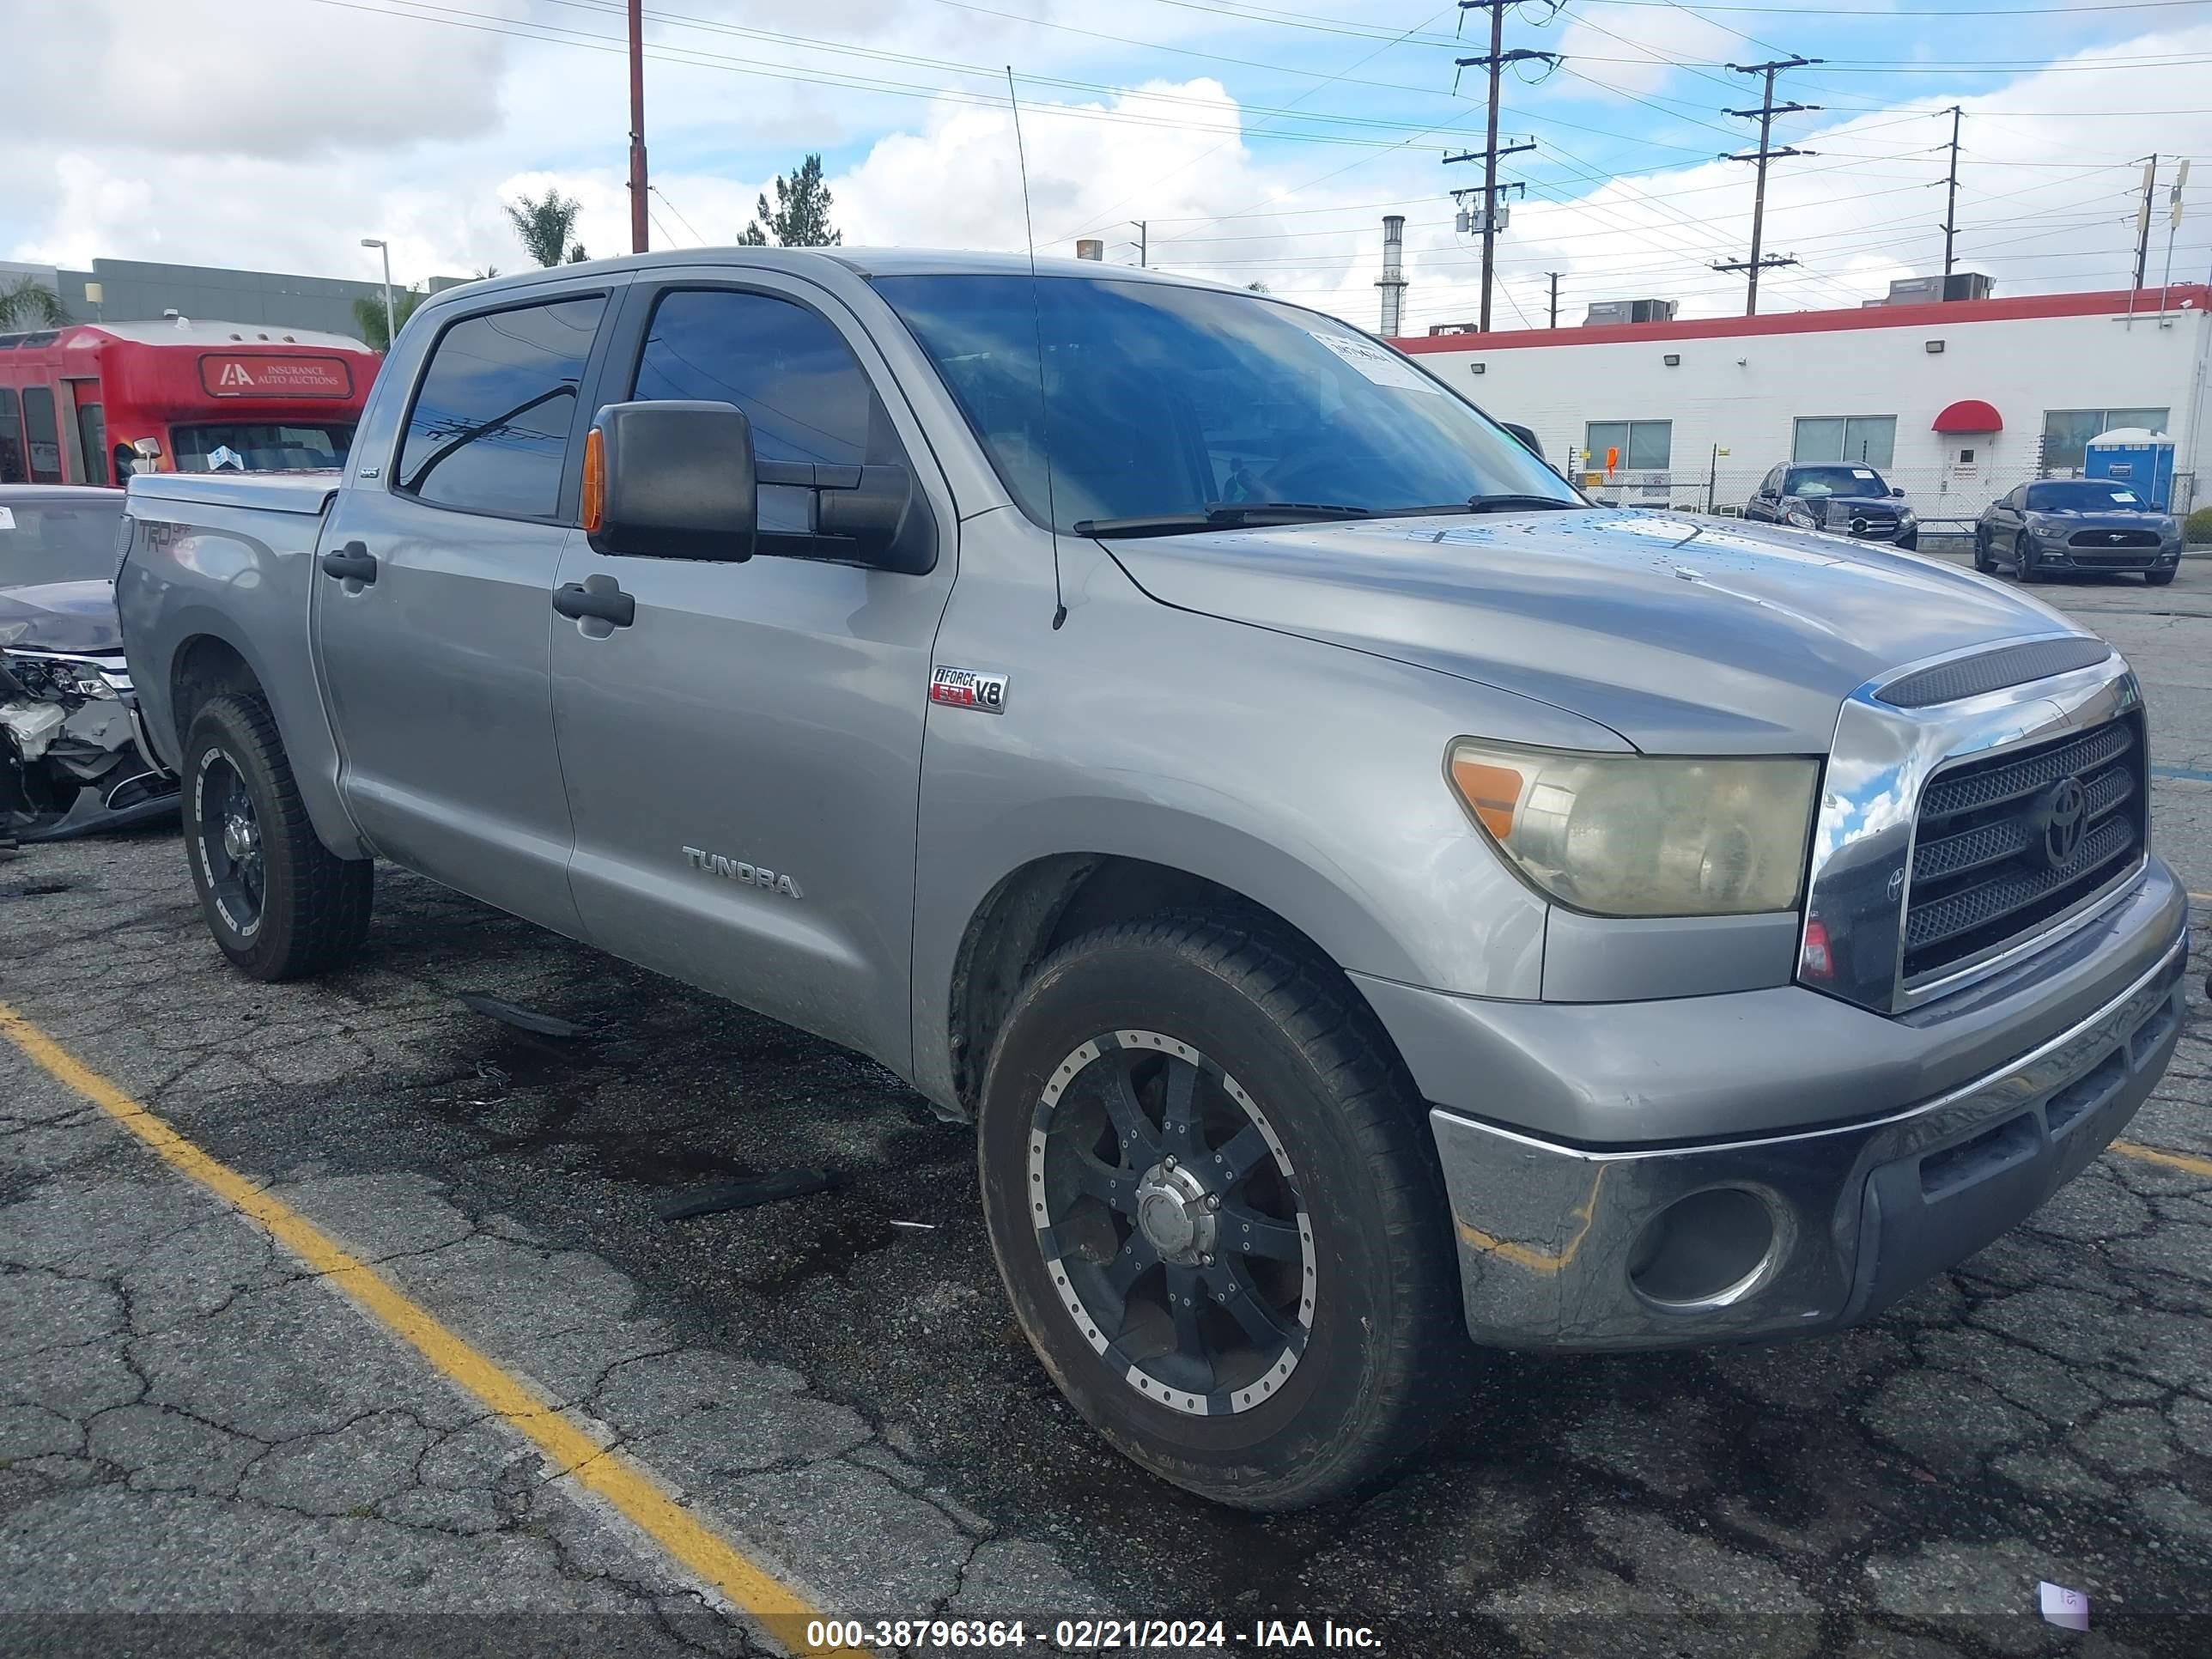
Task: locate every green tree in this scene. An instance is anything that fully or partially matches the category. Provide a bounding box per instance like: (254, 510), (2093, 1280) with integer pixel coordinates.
(739, 154), (841, 247)
(0, 276), (70, 329)
(1245, 281), (1271, 294)
(350, 286), (429, 353)
(506, 188), (586, 268)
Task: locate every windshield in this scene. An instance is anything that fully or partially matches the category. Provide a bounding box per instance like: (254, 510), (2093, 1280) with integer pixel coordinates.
(874, 274), (1578, 532)
(170, 422), (355, 473)
(0, 496), (124, 588)
(2026, 481), (2150, 513)
(1785, 465), (1889, 500)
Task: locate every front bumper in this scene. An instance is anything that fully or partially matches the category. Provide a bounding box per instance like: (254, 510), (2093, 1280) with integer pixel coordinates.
(1422, 923), (2188, 1352)
(2034, 544), (2181, 572)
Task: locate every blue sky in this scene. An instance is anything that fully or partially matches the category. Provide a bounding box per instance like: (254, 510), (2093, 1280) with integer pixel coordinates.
(6, 1), (2209, 328)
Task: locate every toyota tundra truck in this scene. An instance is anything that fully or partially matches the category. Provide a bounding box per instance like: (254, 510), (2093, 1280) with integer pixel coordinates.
(115, 251), (2190, 1511)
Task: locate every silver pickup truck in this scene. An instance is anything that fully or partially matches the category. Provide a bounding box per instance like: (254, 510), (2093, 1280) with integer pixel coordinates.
(117, 250), (2189, 1511)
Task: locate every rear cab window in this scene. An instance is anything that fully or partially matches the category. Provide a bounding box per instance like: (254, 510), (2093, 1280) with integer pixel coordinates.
(396, 294), (607, 520)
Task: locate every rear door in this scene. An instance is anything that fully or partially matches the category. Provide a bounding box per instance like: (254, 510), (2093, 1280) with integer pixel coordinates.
(548, 272), (957, 1066)
(313, 283), (618, 930)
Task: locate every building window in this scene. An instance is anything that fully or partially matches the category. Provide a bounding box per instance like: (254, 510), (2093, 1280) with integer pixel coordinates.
(2040, 407), (2169, 472)
(1585, 419), (1671, 471)
(1793, 415), (1895, 468)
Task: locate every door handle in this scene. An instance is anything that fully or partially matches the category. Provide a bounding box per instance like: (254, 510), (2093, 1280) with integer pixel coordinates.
(552, 580), (635, 628)
(320, 542), (378, 584)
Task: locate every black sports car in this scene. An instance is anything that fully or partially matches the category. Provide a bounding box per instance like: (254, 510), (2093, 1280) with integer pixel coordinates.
(1973, 478), (2185, 586)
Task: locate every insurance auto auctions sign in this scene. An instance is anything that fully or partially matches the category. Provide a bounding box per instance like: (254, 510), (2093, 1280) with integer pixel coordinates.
(198, 354), (355, 399)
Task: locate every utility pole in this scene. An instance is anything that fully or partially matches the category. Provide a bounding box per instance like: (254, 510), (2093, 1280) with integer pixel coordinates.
(1941, 106), (1963, 278)
(1132, 221), (1147, 268)
(1447, 1), (1555, 333)
(1547, 270), (1561, 328)
(2133, 155), (2159, 292)
(1713, 56), (1820, 316)
(627, 0), (648, 254)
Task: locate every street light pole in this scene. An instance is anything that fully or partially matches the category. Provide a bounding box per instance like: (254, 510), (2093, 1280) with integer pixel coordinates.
(360, 238), (394, 349)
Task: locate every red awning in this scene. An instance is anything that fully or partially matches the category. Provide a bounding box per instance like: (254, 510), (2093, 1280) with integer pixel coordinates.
(1933, 398), (2002, 433)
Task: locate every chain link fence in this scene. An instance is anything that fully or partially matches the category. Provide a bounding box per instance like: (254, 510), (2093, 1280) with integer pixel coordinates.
(1573, 464), (2197, 544)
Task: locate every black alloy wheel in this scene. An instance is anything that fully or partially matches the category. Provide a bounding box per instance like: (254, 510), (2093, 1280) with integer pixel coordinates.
(194, 750), (266, 939)
(1028, 1030), (1316, 1419)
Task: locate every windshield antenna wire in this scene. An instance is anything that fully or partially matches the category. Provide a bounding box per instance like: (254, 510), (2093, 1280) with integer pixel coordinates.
(1007, 66), (1066, 630)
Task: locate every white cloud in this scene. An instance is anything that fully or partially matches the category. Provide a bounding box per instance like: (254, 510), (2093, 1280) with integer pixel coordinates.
(1554, 4), (1741, 98)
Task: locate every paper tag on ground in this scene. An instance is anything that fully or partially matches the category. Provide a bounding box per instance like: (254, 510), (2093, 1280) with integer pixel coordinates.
(1307, 329), (1442, 395)
(2039, 1582), (2088, 1632)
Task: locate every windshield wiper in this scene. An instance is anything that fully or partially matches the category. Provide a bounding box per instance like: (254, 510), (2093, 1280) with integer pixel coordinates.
(1073, 501), (1374, 538)
(1459, 493), (1586, 514)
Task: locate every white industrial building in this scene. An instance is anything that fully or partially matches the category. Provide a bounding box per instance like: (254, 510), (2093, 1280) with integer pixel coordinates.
(1390, 283), (2212, 523)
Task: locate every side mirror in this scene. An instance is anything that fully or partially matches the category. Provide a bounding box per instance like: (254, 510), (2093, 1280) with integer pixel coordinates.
(1500, 422), (1544, 460)
(131, 437), (164, 461)
(1887, 484), (1905, 498)
(586, 400), (757, 562)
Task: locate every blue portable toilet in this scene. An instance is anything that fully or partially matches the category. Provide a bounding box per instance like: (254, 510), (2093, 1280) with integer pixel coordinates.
(2084, 428), (2177, 510)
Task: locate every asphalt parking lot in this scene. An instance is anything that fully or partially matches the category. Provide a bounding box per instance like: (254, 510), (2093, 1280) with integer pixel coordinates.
(3, 552), (2208, 1658)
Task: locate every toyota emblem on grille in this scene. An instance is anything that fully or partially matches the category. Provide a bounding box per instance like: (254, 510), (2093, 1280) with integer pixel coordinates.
(2032, 776), (2088, 870)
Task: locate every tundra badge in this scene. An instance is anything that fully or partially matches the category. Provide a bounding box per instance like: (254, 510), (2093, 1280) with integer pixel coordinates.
(683, 848), (803, 898)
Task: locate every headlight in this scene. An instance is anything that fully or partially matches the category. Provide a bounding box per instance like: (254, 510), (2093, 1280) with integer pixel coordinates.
(1783, 501), (1820, 529)
(1448, 742), (1819, 916)
(2032, 520), (2069, 540)
(1895, 507), (1917, 526)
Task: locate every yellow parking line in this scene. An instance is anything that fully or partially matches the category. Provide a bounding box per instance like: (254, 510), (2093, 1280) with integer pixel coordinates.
(0, 1000), (860, 1657)
(2113, 1140), (2212, 1179)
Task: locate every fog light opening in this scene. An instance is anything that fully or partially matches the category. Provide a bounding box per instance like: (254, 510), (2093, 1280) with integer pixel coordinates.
(1627, 1187), (1778, 1310)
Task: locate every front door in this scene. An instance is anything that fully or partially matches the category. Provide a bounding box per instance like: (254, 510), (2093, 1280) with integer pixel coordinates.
(314, 287), (615, 931)
(550, 274), (957, 1067)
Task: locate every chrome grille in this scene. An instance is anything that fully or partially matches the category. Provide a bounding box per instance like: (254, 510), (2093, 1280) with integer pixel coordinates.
(1902, 714), (2146, 983)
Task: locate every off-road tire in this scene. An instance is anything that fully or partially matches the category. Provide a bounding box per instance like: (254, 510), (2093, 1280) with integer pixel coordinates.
(183, 695), (373, 981)
(977, 914), (1462, 1510)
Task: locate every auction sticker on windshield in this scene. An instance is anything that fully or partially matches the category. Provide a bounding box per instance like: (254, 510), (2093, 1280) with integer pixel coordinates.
(1307, 330), (1443, 395)
(0, 507), (14, 532)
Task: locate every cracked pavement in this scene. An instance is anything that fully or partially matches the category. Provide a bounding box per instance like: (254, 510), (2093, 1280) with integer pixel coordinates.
(1, 557), (2208, 1657)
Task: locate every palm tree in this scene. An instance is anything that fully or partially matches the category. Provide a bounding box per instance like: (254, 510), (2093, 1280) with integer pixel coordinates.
(350, 287), (428, 353)
(0, 276), (70, 330)
(506, 189), (585, 268)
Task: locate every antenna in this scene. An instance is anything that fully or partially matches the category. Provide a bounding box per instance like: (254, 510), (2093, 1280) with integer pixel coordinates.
(1007, 66), (1067, 630)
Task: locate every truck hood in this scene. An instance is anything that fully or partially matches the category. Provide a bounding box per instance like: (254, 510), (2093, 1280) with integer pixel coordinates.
(1103, 507), (2083, 753)
(0, 580), (124, 655)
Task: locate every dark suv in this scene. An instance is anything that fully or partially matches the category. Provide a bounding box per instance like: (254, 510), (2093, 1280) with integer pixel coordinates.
(1747, 463), (1918, 550)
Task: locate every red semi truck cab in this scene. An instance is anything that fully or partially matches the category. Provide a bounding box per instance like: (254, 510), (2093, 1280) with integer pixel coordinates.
(0, 319), (378, 486)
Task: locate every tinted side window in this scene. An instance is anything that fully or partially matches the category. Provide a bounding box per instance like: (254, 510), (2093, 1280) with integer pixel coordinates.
(21, 386), (63, 484)
(0, 389), (22, 483)
(632, 289), (875, 467)
(398, 295), (605, 519)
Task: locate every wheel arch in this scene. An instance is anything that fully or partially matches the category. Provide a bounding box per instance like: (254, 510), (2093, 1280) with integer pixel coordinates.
(160, 616), (368, 860)
(936, 848), (1413, 1121)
